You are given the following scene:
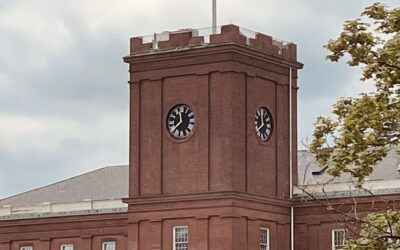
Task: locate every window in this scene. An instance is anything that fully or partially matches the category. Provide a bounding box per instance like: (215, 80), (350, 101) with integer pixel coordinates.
(61, 244), (73, 250)
(173, 226), (188, 250)
(260, 227), (270, 250)
(332, 229), (346, 250)
(20, 247), (33, 250)
(386, 226), (399, 246)
(102, 241), (116, 250)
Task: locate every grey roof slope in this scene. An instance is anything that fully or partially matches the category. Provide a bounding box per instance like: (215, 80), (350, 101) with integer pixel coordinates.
(2, 150), (400, 208)
(0, 165), (128, 207)
(298, 150), (400, 185)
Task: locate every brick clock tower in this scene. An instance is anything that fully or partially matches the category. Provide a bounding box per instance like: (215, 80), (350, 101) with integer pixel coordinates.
(123, 24), (303, 250)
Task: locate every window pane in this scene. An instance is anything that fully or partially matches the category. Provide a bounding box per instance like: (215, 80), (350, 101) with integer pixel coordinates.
(103, 241), (116, 250)
(260, 228), (269, 250)
(174, 226), (188, 250)
(332, 229), (346, 249)
(61, 244), (73, 250)
(20, 247), (33, 250)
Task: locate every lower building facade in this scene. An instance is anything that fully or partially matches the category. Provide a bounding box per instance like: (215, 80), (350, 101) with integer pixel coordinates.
(1, 187), (399, 250)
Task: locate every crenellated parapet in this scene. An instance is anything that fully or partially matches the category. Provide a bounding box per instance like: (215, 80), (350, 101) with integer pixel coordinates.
(129, 24), (297, 61)
(209, 24), (247, 45)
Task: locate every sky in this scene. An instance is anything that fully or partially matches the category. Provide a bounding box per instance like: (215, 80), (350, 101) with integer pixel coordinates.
(0, 0), (397, 199)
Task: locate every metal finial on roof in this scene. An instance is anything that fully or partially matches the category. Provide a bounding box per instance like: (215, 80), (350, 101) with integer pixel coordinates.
(212, 0), (217, 34)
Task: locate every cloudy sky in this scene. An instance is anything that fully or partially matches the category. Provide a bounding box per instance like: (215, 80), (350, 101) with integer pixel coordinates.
(0, 0), (397, 199)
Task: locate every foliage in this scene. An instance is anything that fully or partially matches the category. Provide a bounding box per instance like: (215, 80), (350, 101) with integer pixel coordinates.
(343, 210), (400, 250)
(309, 3), (400, 186)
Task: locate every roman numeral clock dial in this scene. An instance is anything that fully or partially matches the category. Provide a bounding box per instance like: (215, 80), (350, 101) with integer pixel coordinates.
(167, 104), (195, 139)
(255, 107), (273, 142)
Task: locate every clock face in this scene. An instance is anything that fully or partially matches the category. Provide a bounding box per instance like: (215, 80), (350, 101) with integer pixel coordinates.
(255, 107), (273, 142)
(167, 104), (195, 139)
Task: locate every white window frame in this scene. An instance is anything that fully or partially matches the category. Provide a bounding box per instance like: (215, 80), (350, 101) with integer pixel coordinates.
(260, 227), (270, 250)
(173, 225), (189, 250)
(386, 226), (400, 246)
(20, 247), (33, 250)
(60, 244), (73, 250)
(102, 241), (116, 250)
(332, 229), (347, 250)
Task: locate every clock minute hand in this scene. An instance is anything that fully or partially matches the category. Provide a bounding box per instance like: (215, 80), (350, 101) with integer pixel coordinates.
(171, 113), (183, 132)
(256, 123), (264, 132)
(256, 118), (264, 132)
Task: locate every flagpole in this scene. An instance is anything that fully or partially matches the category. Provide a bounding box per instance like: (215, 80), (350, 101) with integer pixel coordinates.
(212, 0), (217, 34)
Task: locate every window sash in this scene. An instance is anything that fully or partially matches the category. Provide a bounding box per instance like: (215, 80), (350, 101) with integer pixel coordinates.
(102, 241), (116, 250)
(260, 227), (270, 250)
(332, 229), (346, 250)
(173, 226), (188, 250)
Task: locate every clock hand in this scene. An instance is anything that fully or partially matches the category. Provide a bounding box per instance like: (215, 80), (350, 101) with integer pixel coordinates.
(171, 113), (183, 132)
(256, 123), (264, 132)
(256, 118), (265, 132)
(171, 121), (182, 132)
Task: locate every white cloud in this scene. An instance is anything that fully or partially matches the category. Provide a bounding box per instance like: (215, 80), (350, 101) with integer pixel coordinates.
(0, 111), (128, 155)
(0, 4), (72, 50)
(0, 114), (78, 153)
(0, 1), (74, 71)
(343, 69), (376, 96)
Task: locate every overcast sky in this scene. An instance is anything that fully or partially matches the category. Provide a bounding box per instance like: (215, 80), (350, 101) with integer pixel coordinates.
(0, 0), (397, 199)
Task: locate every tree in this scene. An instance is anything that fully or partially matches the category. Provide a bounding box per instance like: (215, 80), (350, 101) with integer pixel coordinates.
(310, 2), (400, 185)
(344, 210), (400, 249)
(308, 3), (400, 249)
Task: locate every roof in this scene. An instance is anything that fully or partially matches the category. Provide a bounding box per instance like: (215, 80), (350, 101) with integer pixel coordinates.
(2, 150), (400, 208)
(298, 150), (400, 185)
(296, 150), (400, 199)
(0, 165), (129, 207)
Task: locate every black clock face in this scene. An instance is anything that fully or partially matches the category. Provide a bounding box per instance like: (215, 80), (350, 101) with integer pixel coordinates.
(167, 104), (195, 139)
(255, 107), (273, 142)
